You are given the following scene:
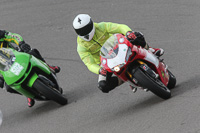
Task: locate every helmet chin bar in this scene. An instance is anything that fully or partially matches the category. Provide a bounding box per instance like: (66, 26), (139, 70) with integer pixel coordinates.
(79, 26), (95, 41)
(84, 35), (89, 40)
(79, 36), (92, 41)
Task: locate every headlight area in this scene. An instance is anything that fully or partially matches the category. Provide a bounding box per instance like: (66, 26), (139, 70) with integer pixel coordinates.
(112, 64), (125, 72)
(112, 47), (132, 72)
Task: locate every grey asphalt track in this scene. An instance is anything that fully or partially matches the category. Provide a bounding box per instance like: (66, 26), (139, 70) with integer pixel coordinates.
(0, 0), (200, 133)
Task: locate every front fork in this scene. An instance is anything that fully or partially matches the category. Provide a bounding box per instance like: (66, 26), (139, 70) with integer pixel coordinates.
(126, 61), (143, 89)
(126, 60), (158, 90)
(25, 73), (61, 99)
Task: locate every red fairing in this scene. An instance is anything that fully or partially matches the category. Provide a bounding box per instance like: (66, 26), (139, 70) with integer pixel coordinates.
(100, 33), (169, 86)
(100, 57), (111, 72)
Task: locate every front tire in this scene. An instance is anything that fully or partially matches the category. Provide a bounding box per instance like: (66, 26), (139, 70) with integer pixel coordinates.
(167, 70), (176, 89)
(133, 68), (171, 99)
(33, 79), (68, 105)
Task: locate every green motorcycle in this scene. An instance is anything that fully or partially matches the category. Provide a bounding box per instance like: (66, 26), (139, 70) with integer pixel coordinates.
(0, 48), (67, 105)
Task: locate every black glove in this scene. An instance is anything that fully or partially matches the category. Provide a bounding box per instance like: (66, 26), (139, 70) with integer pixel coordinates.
(99, 67), (107, 76)
(126, 31), (137, 41)
(19, 42), (31, 53)
(126, 31), (146, 48)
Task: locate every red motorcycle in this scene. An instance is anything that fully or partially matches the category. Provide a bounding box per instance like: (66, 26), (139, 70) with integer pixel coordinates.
(100, 34), (176, 99)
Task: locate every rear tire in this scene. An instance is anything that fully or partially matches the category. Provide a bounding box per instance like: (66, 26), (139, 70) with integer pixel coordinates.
(133, 68), (171, 99)
(167, 70), (176, 89)
(33, 79), (68, 105)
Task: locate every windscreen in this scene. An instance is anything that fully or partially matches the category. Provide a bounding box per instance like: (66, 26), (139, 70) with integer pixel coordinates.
(100, 34), (119, 59)
(0, 48), (15, 71)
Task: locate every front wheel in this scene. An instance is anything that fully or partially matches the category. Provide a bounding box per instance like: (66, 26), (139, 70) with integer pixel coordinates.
(167, 70), (176, 89)
(133, 68), (171, 99)
(33, 79), (68, 105)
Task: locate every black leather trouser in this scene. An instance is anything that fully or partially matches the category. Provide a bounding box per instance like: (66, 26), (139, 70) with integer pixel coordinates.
(98, 72), (124, 93)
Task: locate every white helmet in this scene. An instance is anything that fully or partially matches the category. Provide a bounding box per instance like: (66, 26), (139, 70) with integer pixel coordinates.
(73, 14), (95, 41)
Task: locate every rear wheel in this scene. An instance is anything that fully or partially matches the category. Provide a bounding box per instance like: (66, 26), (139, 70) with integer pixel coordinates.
(133, 68), (171, 99)
(33, 79), (68, 105)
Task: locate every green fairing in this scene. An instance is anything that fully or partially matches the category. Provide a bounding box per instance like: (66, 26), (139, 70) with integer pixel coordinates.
(11, 84), (34, 98)
(30, 55), (51, 75)
(3, 52), (30, 85)
(27, 73), (38, 88)
(0, 48), (51, 98)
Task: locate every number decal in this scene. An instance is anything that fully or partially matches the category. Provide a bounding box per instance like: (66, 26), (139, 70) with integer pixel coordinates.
(10, 63), (24, 76)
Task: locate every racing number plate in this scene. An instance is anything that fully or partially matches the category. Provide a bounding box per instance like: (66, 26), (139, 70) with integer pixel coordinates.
(10, 62), (24, 76)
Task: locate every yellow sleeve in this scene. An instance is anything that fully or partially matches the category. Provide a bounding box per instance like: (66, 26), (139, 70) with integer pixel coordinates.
(77, 44), (101, 74)
(103, 22), (132, 35)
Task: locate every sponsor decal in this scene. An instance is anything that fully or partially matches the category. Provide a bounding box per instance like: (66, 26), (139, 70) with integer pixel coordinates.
(161, 71), (165, 78)
(10, 62), (24, 75)
(143, 66), (146, 70)
(142, 65), (148, 71)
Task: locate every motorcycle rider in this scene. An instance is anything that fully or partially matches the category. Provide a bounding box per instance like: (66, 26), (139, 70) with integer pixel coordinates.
(0, 30), (61, 107)
(73, 14), (164, 93)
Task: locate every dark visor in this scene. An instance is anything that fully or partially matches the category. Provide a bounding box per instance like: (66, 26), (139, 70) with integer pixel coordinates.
(75, 19), (93, 36)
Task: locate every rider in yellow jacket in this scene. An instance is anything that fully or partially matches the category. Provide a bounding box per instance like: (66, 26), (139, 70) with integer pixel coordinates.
(77, 22), (131, 74)
(73, 14), (164, 93)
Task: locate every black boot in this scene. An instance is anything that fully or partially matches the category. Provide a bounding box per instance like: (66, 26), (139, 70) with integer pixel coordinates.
(0, 77), (4, 88)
